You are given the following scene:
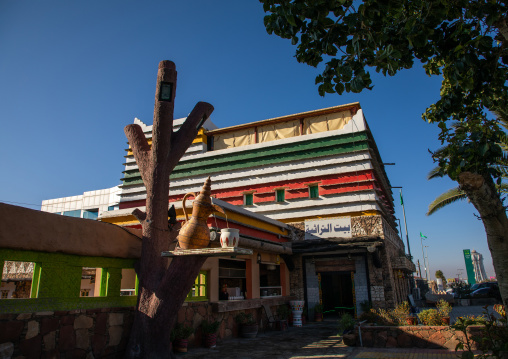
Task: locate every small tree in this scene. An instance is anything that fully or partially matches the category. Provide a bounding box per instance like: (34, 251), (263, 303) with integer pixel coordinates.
(436, 270), (447, 283)
(124, 60), (214, 358)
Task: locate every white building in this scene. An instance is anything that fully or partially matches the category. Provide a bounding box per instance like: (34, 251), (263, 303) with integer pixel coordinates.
(41, 185), (121, 219)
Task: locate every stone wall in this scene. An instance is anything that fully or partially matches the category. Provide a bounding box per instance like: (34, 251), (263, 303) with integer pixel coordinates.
(289, 255), (304, 300)
(351, 216), (383, 237)
(347, 324), (483, 350)
(0, 307), (134, 359)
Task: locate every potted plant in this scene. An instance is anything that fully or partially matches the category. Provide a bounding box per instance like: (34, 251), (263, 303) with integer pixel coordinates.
(201, 319), (220, 348)
(393, 301), (416, 325)
(277, 305), (290, 330)
(338, 312), (356, 335)
(436, 299), (452, 325)
(314, 304), (324, 322)
(235, 312), (258, 338)
(417, 308), (442, 326)
(171, 323), (194, 353)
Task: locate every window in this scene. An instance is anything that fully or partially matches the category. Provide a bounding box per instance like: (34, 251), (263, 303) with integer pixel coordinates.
(107, 205), (117, 211)
(63, 210), (81, 218)
(276, 189), (285, 202)
(186, 271), (208, 301)
(309, 185), (319, 199)
(1, 290), (8, 299)
(83, 209), (99, 220)
(80, 289), (90, 297)
(244, 193), (253, 206)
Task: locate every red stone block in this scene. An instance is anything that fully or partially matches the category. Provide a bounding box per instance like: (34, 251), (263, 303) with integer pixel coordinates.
(386, 336), (397, 348)
(70, 348), (86, 359)
(185, 307), (193, 321)
(396, 333), (412, 348)
(362, 331), (373, 347)
(54, 311), (68, 316)
(60, 315), (75, 326)
(20, 334), (42, 359)
(0, 314), (16, 320)
(42, 349), (61, 359)
(0, 320), (24, 342)
(41, 317), (60, 336)
(92, 334), (107, 357)
(197, 305), (207, 317)
(58, 325), (76, 351)
(95, 313), (107, 335)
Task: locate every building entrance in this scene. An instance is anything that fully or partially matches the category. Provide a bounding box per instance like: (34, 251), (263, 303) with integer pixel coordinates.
(319, 271), (355, 316)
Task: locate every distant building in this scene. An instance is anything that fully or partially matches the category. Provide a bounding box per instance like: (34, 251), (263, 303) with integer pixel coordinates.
(41, 186), (121, 219)
(471, 250), (488, 282)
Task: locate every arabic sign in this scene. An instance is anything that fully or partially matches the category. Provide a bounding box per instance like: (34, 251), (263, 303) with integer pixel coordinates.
(305, 217), (352, 240)
(463, 249), (476, 285)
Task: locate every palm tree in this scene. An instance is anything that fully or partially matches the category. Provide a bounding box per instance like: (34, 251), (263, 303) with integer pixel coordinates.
(427, 114), (508, 216)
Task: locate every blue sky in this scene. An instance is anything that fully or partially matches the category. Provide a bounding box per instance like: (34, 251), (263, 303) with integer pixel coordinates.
(0, 1), (495, 280)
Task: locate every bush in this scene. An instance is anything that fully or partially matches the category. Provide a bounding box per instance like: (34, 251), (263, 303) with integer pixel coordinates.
(418, 309), (442, 326)
(392, 301), (411, 325)
(235, 312), (256, 325)
(171, 323), (194, 340)
(338, 313), (356, 334)
(436, 299), (452, 317)
(201, 320), (220, 334)
(314, 304), (324, 313)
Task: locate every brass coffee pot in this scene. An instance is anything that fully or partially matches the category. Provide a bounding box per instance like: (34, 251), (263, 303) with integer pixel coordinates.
(177, 176), (225, 249)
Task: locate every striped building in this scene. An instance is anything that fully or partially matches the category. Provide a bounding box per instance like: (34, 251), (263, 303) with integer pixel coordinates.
(100, 102), (415, 315)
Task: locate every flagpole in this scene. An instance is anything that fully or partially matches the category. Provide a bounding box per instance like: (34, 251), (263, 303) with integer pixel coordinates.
(399, 189), (412, 259)
(420, 232), (428, 281)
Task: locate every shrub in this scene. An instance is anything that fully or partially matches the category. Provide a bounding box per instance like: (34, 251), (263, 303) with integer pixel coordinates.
(235, 312), (256, 325)
(201, 320), (220, 334)
(314, 304), (323, 313)
(392, 301), (411, 325)
(418, 309), (442, 326)
(171, 323), (194, 340)
(358, 308), (383, 324)
(338, 313), (356, 334)
(436, 299), (452, 317)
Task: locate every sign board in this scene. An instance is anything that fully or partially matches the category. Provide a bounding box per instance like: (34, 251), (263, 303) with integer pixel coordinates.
(305, 217), (352, 240)
(463, 249), (476, 285)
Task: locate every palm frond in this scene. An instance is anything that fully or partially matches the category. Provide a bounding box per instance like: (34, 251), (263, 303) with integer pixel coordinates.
(499, 183), (508, 194)
(498, 132), (508, 152)
(427, 166), (444, 180)
(427, 187), (467, 216)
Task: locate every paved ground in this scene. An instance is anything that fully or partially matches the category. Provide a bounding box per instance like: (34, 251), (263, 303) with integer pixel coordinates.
(181, 308), (492, 359)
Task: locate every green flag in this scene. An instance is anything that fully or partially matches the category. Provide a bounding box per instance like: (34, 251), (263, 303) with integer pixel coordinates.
(400, 192), (404, 205)
(420, 232), (427, 239)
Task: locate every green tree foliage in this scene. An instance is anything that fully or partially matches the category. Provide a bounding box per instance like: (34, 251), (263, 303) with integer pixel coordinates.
(261, 0), (508, 308)
(261, 0), (508, 181)
(436, 269), (447, 282)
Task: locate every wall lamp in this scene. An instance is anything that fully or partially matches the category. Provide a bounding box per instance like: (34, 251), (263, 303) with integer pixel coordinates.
(257, 253), (261, 264)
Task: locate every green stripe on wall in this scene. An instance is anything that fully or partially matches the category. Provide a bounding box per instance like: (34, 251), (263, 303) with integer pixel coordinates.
(121, 132), (370, 186)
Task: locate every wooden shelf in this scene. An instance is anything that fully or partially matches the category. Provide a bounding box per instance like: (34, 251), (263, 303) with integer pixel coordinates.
(161, 247), (253, 257)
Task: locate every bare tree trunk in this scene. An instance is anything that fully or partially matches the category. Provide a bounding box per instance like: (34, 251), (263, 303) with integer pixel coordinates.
(124, 61), (213, 358)
(458, 172), (508, 308)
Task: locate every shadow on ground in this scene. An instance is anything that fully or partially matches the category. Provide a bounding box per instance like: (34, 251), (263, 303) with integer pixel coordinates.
(183, 318), (354, 359)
